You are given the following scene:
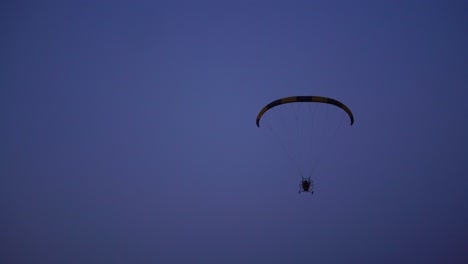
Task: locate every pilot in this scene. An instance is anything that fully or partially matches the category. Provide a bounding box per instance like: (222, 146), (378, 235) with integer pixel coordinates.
(302, 180), (310, 191)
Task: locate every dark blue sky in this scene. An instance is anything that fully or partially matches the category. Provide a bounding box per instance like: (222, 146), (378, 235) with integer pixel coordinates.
(2, 1), (467, 263)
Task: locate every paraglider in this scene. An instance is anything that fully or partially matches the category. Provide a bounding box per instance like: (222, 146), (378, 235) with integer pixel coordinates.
(256, 95), (354, 195)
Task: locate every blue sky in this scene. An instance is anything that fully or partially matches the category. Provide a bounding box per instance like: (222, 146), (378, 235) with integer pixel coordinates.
(2, 1), (468, 263)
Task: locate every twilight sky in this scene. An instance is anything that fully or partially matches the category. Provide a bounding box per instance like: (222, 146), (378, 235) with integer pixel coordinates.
(1, 1), (468, 263)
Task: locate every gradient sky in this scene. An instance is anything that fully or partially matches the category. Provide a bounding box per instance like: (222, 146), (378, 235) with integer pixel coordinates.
(2, 1), (468, 263)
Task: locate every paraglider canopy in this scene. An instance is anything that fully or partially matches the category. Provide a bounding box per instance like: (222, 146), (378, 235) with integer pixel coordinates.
(256, 96), (354, 127)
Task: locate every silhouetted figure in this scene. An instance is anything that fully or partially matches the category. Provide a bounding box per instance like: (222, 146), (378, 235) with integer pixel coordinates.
(299, 177), (314, 194)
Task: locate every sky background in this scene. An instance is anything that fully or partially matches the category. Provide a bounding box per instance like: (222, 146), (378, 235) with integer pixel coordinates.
(1, 0), (468, 263)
